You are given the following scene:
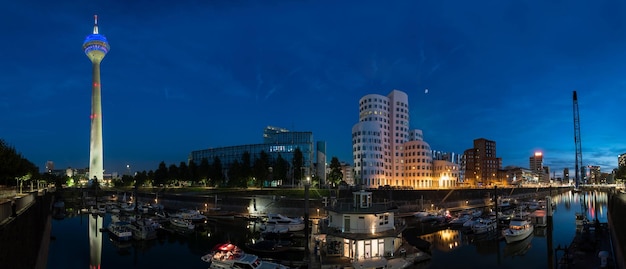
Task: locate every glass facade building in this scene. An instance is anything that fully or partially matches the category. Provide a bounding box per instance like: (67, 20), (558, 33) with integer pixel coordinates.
(189, 126), (315, 184)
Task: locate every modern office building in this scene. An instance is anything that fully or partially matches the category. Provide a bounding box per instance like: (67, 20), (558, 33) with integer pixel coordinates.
(190, 126), (315, 186)
(463, 138), (502, 187)
(588, 165), (601, 184)
(316, 141), (327, 185)
(563, 168), (570, 184)
(619, 153), (626, 168)
(83, 15), (110, 182)
(351, 90), (461, 189)
(529, 152), (543, 175)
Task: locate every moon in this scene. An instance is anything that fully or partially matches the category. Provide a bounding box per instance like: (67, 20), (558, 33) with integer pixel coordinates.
(424, 88), (429, 94)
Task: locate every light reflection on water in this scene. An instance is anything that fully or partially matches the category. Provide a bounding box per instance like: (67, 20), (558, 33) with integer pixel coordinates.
(47, 191), (608, 269)
(406, 191), (609, 269)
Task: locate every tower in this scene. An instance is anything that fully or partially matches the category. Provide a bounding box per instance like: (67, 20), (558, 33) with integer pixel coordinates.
(83, 15), (110, 182)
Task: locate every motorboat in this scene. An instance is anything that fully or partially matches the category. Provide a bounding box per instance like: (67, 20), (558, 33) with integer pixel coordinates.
(172, 209), (207, 223)
(502, 218), (534, 243)
(471, 218), (498, 234)
(449, 214), (472, 228)
(129, 218), (160, 240)
(201, 243), (288, 269)
(170, 217), (195, 230)
(107, 221), (133, 241)
(260, 213), (304, 232)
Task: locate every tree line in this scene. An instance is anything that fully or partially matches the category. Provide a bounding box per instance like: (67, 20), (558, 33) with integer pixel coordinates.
(0, 138), (348, 189)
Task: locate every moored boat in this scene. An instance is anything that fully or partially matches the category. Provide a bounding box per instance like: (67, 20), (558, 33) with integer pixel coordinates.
(471, 218), (497, 234)
(170, 217), (195, 230)
(129, 218), (160, 240)
(502, 218), (534, 244)
(260, 213), (304, 232)
(107, 221), (133, 241)
(201, 243), (288, 269)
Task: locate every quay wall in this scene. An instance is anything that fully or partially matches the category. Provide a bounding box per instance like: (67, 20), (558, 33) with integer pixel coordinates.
(609, 193), (626, 269)
(128, 186), (566, 217)
(0, 192), (52, 269)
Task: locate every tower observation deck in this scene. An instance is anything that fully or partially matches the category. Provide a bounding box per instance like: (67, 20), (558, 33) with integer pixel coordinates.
(83, 15), (110, 182)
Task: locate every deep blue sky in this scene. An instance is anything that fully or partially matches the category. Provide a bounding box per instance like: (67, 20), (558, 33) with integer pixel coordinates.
(2, 0), (625, 175)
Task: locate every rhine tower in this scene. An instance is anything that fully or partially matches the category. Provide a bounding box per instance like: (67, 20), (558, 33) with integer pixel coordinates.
(83, 15), (110, 182)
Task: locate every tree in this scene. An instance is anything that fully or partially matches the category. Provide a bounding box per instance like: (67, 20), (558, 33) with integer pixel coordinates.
(168, 164), (179, 185)
(252, 151), (270, 187)
(153, 162), (168, 186)
(0, 139), (39, 186)
(178, 162), (190, 182)
(241, 151), (252, 186)
(327, 157), (343, 187)
(273, 154), (290, 185)
(198, 158), (209, 185)
(227, 160), (246, 188)
(210, 157), (224, 187)
(188, 161), (199, 184)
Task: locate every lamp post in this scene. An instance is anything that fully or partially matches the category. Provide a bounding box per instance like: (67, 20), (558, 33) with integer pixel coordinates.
(304, 176), (311, 265)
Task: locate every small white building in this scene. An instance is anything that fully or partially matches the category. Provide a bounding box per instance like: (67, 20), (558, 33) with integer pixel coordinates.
(322, 190), (405, 265)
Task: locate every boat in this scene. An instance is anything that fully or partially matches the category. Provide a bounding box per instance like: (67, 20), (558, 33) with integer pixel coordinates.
(448, 214), (472, 228)
(471, 218), (497, 234)
(200, 243), (288, 269)
(172, 209), (207, 223)
(260, 213), (305, 232)
(502, 218), (534, 243)
(170, 217), (195, 230)
(107, 221), (133, 241)
(129, 218), (160, 240)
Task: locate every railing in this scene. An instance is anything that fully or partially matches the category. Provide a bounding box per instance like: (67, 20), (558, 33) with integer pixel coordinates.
(0, 192), (37, 225)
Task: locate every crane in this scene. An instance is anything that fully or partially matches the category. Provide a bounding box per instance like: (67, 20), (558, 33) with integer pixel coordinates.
(573, 91), (583, 189)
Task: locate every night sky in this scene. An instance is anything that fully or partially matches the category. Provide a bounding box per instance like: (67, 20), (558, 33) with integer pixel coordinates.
(2, 0), (626, 175)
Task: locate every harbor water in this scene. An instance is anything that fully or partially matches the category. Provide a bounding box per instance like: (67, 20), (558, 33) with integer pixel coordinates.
(46, 191), (609, 269)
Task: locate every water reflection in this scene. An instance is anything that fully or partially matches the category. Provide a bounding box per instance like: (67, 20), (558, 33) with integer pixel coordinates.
(504, 234), (533, 257)
(406, 190), (610, 269)
(88, 213), (103, 269)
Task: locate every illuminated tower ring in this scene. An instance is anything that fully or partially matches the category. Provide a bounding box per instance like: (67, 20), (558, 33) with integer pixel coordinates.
(83, 15), (110, 182)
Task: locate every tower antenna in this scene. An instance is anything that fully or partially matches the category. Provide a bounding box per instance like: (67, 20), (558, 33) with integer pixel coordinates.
(93, 15), (99, 34)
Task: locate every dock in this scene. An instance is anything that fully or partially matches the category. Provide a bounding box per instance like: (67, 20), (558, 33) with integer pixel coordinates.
(556, 221), (616, 268)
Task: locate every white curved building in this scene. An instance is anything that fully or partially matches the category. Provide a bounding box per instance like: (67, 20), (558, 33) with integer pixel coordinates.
(352, 90), (461, 189)
(352, 90), (410, 188)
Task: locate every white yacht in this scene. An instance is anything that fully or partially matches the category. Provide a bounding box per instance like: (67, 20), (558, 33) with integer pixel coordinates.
(170, 217), (195, 230)
(471, 218), (497, 234)
(260, 213), (304, 232)
(502, 218), (534, 243)
(201, 243), (288, 269)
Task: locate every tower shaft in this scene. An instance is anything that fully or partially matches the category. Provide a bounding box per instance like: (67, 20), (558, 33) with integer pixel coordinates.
(89, 62), (104, 181)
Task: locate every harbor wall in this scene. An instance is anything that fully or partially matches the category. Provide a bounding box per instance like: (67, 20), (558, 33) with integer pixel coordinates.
(0, 192), (52, 269)
(609, 193), (626, 269)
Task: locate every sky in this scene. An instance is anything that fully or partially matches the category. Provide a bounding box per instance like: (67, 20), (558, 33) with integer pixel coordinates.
(2, 0), (626, 176)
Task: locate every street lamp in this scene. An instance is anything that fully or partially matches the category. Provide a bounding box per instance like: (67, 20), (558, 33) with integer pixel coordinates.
(304, 176), (311, 265)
